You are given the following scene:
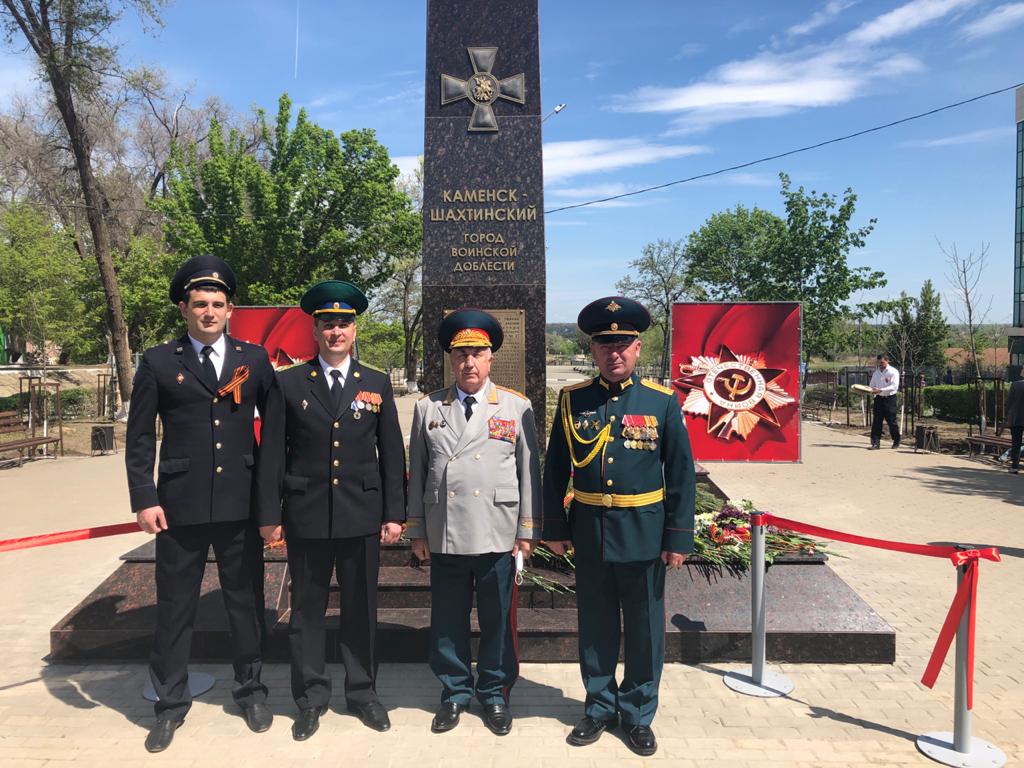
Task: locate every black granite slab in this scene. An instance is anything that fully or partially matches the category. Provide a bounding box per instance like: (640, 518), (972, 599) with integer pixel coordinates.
(51, 555), (892, 663)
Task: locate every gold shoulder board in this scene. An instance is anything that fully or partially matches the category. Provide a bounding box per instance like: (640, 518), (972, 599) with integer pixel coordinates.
(641, 379), (674, 396)
(496, 385), (528, 400)
(562, 377), (595, 393)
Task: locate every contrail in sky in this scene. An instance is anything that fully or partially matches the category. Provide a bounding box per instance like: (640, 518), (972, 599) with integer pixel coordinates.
(294, 0), (300, 79)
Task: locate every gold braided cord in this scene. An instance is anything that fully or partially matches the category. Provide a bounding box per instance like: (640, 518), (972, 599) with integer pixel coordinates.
(573, 488), (666, 508)
(561, 391), (611, 468)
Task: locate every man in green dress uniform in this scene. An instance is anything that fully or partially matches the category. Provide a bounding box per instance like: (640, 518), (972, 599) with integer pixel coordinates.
(542, 296), (696, 757)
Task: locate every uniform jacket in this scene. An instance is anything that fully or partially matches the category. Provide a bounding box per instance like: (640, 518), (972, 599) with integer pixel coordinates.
(256, 358), (406, 539)
(1007, 379), (1024, 427)
(406, 381), (541, 555)
(125, 334), (278, 527)
(542, 374), (696, 562)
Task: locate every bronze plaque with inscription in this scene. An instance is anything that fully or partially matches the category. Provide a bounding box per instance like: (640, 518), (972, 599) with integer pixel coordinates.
(442, 308), (526, 395)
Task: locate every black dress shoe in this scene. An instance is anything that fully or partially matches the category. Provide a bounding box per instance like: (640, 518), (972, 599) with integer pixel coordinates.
(431, 702), (466, 733)
(144, 718), (181, 753)
(241, 701), (273, 733)
(348, 700), (391, 732)
(567, 715), (616, 746)
(292, 705), (327, 741)
(625, 724), (658, 756)
(892, 441), (901, 449)
(482, 703), (512, 736)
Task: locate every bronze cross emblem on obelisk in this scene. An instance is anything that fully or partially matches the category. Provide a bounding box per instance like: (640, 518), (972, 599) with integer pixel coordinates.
(440, 47), (526, 132)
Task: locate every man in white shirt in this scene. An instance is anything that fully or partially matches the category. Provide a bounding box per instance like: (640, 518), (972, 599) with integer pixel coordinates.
(869, 354), (901, 449)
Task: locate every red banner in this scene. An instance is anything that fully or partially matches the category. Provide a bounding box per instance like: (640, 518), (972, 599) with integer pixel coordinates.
(229, 306), (317, 369)
(671, 302), (801, 462)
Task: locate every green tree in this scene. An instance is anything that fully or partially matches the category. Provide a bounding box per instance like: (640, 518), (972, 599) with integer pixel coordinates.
(0, 0), (166, 399)
(154, 93), (420, 305)
(913, 279), (949, 371)
(0, 205), (97, 361)
(685, 173), (884, 364)
(684, 204), (787, 300)
(615, 239), (696, 380)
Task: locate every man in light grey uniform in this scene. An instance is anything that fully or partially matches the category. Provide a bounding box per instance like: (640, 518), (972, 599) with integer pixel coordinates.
(407, 308), (540, 737)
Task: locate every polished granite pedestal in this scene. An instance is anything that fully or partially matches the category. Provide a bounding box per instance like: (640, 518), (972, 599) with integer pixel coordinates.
(50, 541), (893, 663)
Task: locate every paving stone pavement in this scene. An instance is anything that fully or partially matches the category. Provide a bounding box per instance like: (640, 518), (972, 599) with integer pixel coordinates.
(0, 419), (1021, 766)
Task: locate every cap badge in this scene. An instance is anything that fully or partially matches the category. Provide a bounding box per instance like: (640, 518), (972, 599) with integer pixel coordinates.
(212, 271), (220, 279)
(606, 300), (621, 312)
(333, 302), (340, 309)
(610, 323), (618, 331)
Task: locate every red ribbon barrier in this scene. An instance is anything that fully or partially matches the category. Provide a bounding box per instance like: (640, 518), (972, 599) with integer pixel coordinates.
(0, 522), (141, 553)
(751, 513), (1000, 709)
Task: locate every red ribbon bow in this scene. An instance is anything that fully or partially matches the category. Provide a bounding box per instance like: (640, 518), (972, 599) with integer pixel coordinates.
(749, 513), (1000, 710)
(921, 547), (1001, 709)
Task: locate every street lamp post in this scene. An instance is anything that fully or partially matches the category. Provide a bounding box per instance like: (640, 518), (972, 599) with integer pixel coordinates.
(542, 103), (566, 122)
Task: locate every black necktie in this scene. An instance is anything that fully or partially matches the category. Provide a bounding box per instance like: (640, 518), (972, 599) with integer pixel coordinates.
(201, 345), (218, 388)
(330, 370), (344, 412)
(464, 395), (476, 421)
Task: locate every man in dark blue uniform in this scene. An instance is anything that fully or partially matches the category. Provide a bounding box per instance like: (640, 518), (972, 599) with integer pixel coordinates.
(126, 255), (277, 752)
(257, 280), (406, 741)
(543, 296), (696, 757)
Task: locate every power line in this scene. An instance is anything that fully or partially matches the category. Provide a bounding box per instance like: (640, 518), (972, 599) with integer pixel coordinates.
(543, 80), (1024, 215)
(4, 81), (1022, 219)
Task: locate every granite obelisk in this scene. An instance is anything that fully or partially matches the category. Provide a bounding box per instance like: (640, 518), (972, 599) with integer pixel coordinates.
(422, 0), (546, 433)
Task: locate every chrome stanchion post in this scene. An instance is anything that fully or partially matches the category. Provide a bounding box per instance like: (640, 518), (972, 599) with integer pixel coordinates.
(917, 550), (1005, 767)
(724, 514), (794, 697)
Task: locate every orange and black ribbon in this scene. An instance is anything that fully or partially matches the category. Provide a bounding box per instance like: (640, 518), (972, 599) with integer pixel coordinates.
(218, 365), (250, 405)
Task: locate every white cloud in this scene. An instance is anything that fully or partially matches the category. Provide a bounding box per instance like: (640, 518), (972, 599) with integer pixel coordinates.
(901, 126), (1015, 147)
(542, 138), (709, 183)
(307, 90), (352, 109)
(545, 182), (647, 209)
(962, 2), (1024, 39)
(673, 43), (706, 59)
(845, 0), (978, 45)
(787, 0), (858, 37)
(390, 154), (422, 178)
(610, 0), (971, 132)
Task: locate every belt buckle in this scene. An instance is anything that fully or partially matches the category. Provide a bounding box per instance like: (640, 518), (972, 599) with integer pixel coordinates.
(601, 493), (613, 508)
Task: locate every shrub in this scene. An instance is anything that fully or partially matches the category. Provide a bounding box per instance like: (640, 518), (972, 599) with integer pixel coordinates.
(924, 384), (998, 422)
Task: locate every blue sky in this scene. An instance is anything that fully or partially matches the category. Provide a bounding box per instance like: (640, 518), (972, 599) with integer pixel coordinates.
(3, 0), (1022, 323)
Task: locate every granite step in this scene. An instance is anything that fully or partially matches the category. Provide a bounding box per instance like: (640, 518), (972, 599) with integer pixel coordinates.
(270, 607), (581, 663)
(320, 566), (577, 609)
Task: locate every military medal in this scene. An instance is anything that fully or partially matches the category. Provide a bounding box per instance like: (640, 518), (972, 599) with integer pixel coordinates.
(622, 415), (659, 449)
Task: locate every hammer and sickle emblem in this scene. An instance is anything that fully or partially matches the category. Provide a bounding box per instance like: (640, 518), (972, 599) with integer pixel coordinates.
(719, 372), (754, 400)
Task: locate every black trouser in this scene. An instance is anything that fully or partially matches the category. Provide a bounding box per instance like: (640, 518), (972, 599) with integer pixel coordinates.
(871, 394), (900, 445)
(1011, 426), (1023, 469)
(287, 534), (380, 710)
(150, 520), (267, 722)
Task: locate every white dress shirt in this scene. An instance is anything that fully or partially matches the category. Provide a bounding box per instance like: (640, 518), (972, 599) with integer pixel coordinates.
(870, 365), (900, 396)
(455, 379), (490, 408)
(188, 333), (226, 379)
(319, 354), (352, 390)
